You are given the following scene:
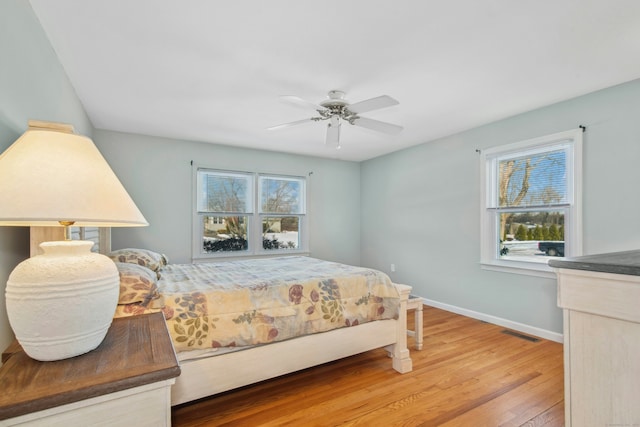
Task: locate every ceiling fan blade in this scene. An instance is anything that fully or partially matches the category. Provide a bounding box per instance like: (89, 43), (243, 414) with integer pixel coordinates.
(268, 118), (315, 131)
(348, 95), (399, 114)
(326, 120), (341, 146)
(352, 117), (403, 135)
(280, 95), (326, 111)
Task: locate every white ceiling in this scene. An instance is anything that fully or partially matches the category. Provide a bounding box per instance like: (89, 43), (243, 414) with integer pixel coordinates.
(29, 0), (640, 161)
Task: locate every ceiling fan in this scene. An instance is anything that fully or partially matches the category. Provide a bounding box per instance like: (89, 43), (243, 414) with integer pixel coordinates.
(268, 90), (403, 149)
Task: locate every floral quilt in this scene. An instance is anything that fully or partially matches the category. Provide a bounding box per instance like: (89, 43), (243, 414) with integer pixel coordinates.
(114, 256), (399, 353)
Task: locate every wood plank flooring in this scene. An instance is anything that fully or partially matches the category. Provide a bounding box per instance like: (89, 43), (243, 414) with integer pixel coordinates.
(172, 306), (564, 426)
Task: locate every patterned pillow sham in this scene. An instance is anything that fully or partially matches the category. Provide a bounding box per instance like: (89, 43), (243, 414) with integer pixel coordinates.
(108, 248), (168, 276)
(115, 262), (160, 305)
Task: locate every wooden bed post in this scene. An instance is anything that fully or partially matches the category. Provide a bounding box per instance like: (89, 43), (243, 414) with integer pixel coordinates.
(388, 284), (413, 373)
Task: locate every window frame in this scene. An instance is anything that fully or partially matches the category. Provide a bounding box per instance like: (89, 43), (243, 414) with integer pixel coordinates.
(193, 167), (308, 261)
(479, 129), (583, 277)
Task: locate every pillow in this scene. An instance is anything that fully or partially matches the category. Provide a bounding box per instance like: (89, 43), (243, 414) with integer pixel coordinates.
(108, 248), (168, 275)
(115, 262), (160, 305)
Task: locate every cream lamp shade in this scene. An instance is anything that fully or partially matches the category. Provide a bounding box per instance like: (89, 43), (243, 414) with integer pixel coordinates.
(0, 120), (148, 361)
(0, 120), (147, 227)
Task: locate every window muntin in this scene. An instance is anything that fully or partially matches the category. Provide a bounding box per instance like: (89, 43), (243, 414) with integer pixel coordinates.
(194, 169), (306, 258)
(480, 129), (582, 275)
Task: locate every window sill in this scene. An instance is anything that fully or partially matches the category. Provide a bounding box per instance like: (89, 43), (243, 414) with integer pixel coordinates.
(480, 258), (558, 279)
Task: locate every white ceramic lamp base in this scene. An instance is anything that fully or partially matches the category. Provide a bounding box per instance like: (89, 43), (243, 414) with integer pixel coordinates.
(5, 240), (119, 361)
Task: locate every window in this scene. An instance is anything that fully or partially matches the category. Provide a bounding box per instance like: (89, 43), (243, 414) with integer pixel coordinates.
(259, 175), (305, 250)
(480, 129), (582, 276)
(194, 168), (306, 259)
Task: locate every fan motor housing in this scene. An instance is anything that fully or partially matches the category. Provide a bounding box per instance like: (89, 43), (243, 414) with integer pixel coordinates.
(320, 90), (349, 108)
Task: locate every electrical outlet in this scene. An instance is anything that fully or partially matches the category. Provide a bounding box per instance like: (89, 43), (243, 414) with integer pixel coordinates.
(390, 263), (396, 272)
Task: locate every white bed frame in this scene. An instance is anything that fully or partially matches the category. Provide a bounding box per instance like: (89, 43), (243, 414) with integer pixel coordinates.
(30, 227), (413, 406)
(171, 283), (413, 405)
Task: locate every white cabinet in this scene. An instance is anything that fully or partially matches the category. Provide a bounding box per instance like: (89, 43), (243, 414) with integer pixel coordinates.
(555, 266), (640, 427)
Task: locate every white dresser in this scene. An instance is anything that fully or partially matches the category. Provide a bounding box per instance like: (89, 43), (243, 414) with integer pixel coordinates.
(551, 251), (640, 427)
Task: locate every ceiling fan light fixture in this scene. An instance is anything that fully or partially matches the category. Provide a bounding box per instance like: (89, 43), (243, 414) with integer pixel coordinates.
(270, 90), (403, 148)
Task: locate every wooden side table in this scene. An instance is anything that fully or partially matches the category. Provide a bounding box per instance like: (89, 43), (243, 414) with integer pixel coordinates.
(0, 312), (180, 426)
(406, 294), (424, 350)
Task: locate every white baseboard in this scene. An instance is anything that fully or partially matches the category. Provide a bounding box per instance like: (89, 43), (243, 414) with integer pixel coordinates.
(419, 297), (564, 343)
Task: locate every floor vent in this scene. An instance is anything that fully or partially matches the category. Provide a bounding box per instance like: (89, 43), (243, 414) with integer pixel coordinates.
(501, 330), (540, 342)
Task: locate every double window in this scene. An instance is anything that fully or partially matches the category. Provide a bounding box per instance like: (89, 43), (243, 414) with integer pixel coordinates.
(194, 168), (306, 259)
(480, 129), (583, 276)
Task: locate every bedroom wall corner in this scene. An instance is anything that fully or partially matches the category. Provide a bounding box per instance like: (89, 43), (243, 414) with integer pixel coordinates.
(0, 0), (94, 357)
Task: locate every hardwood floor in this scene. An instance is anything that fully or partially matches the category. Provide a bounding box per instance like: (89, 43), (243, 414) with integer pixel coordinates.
(172, 306), (564, 426)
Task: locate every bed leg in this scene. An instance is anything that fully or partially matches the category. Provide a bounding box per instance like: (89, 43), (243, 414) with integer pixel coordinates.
(387, 284), (413, 373)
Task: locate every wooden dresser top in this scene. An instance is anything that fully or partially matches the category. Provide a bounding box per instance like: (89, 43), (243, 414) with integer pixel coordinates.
(0, 312), (180, 420)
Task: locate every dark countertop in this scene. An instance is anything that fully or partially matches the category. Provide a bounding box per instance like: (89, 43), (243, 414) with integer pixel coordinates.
(548, 249), (640, 276)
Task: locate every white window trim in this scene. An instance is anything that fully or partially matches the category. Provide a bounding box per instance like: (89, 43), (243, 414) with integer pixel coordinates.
(479, 129), (583, 278)
(192, 167), (309, 261)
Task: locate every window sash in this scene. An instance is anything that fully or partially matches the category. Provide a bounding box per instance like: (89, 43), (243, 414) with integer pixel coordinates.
(494, 207), (567, 257)
(197, 169), (253, 214)
(258, 175), (305, 214)
(498, 149), (568, 208)
(486, 142), (573, 209)
(201, 215), (250, 254)
(261, 215), (302, 250)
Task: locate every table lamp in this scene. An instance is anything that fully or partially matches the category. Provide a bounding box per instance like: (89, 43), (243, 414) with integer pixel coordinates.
(0, 120), (148, 361)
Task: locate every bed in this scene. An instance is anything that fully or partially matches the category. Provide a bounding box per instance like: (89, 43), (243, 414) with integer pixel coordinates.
(65, 239), (413, 406)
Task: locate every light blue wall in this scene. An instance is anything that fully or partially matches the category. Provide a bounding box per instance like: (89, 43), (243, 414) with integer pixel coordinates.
(93, 130), (362, 266)
(0, 0), (93, 354)
(3, 0), (640, 347)
(361, 79), (640, 335)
